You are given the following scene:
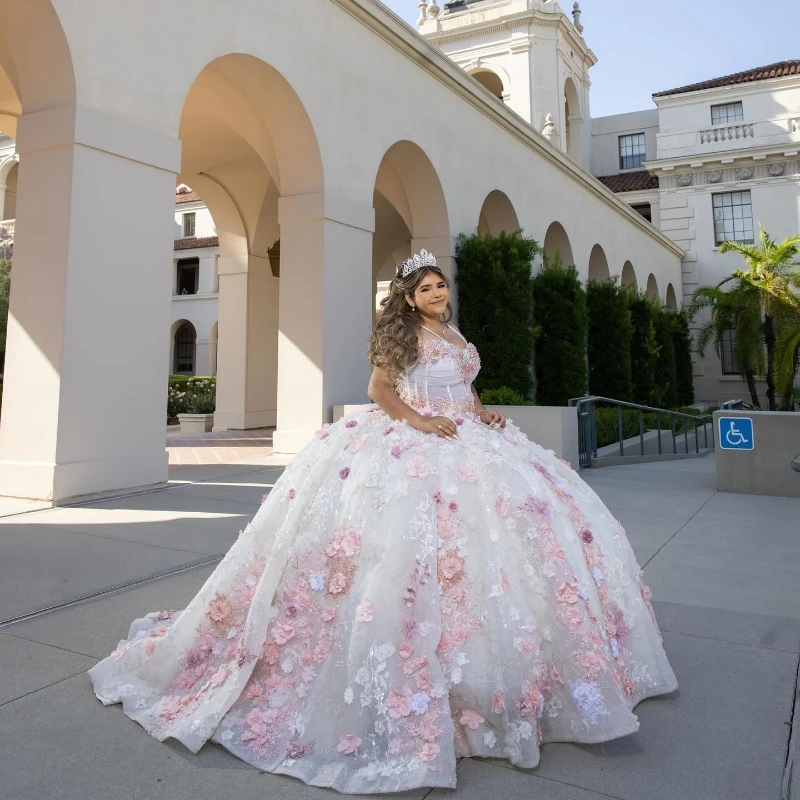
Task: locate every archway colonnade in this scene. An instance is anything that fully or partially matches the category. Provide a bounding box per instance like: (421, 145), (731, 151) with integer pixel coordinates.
(0, 0), (682, 502)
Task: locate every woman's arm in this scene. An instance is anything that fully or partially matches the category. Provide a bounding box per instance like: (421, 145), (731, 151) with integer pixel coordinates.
(368, 366), (458, 438)
(472, 385), (506, 428)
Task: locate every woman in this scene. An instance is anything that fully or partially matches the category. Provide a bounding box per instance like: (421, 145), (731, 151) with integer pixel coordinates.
(90, 250), (677, 794)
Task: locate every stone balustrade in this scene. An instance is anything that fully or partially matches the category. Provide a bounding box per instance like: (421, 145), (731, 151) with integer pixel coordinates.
(699, 123), (754, 144)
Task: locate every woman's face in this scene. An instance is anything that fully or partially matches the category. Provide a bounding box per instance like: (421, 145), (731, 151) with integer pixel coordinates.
(407, 271), (449, 318)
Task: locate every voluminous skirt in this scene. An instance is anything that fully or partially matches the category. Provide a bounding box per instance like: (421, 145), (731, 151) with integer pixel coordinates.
(89, 408), (677, 794)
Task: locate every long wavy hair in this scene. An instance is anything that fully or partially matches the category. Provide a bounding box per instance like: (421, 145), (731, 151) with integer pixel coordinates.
(367, 266), (453, 380)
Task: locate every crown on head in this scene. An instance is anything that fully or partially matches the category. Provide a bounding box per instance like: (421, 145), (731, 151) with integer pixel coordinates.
(399, 249), (437, 278)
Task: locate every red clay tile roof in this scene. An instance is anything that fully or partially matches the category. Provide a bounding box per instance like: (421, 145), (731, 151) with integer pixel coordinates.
(176, 189), (202, 204)
(654, 60), (800, 97)
(596, 171), (658, 193)
(174, 236), (219, 251)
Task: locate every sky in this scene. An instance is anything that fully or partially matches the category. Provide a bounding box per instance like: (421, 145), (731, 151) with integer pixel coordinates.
(381, 0), (800, 117)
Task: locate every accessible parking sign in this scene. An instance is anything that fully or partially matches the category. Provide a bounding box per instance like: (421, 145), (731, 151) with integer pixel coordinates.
(718, 417), (754, 451)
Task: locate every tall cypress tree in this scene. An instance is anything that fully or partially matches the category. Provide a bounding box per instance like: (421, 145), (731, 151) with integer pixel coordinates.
(628, 293), (658, 406)
(653, 306), (678, 408)
(532, 261), (588, 406)
(586, 279), (633, 401)
(455, 231), (540, 400)
(671, 309), (696, 406)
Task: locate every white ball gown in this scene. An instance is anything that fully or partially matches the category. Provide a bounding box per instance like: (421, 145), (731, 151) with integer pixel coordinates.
(89, 329), (677, 794)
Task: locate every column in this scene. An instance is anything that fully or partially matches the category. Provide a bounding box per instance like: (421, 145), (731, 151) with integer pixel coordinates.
(197, 253), (218, 295)
(0, 104), (180, 502)
(213, 253), (279, 430)
(272, 192), (374, 453)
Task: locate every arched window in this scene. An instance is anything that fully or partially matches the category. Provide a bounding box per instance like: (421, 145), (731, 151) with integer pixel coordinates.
(174, 322), (196, 374)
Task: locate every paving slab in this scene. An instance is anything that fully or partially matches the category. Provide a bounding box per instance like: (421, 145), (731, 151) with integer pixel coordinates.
(644, 553), (800, 620)
(530, 631), (796, 800)
(653, 599), (800, 654)
(5, 562), (218, 659)
(430, 757), (616, 799)
(2, 492), (254, 557)
(0, 674), (428, 800)
(0, 632), (95, 705)
(166, 468), (284, 506)
(0, 524), (215, 621)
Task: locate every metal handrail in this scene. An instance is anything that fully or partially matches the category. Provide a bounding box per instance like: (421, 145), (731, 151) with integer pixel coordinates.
(568, 395), (715, 468)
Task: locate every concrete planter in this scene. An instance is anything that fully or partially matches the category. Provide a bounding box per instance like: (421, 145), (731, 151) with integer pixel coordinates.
(177, 413), (214, 434)
(332, 404), (579, 468)
(487, 405), (579, 468)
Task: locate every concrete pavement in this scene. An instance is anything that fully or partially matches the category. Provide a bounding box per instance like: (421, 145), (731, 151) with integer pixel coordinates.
(1, 455), (797, 800)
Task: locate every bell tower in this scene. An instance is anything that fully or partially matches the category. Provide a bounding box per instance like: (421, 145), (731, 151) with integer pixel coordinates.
(419, 0), (596, 169)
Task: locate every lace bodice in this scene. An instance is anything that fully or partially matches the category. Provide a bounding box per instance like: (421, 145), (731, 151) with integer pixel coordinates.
(395, 328), (481, 420)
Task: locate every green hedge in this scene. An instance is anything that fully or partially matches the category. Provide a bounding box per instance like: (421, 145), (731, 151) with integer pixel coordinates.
(671, 309), (696, 406)
(594, 405), (713, 448)
(587, 279), (632, 401)
(455, 231), (540, 400)
(532, 262), (588, 406)
(653, 306), (678, 409)
(479, 386), (534, 406)
(628, 294), (658, 406)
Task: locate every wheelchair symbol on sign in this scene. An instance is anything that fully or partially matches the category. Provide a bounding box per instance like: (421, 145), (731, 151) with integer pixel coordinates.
(725, 421), (749, 447)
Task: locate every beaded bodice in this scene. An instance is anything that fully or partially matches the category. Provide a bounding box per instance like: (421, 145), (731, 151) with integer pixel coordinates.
(395, 328), (481, 420)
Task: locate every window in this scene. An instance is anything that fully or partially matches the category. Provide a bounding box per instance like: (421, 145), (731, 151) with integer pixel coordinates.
(183, 212), (196, 238)
(174, 323), (196, 374)
(619, 133), (646, 170)
(711, 101), (744, 126)
(713, 190), (754, 245)
(631, 203), (652, 223)
(719, 327), (737, 375)
(176, 258), (199, 295)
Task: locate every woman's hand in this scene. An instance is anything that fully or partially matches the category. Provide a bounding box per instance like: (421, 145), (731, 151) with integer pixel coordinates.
(415, 415), (459, 439)
(479, 408), (506, 429)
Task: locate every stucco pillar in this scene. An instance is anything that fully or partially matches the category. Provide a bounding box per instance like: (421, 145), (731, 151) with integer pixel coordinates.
(213, 254), (279, 430)
(197, 253), (218, 295)
(0, 104), (180, 502)
(272, 193), (375, 453)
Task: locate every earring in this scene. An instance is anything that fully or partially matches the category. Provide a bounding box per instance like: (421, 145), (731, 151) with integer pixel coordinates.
(411, 306), (416, 311)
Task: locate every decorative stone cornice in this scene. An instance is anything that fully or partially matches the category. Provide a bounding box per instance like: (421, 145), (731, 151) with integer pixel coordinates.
(653, 73), (800, 108)
(330, 0), (681, 257)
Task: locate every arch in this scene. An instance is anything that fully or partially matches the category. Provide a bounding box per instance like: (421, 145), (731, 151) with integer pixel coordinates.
(666, 283), (678, 310)
(173, 320), (197, 375)
(179, 54), (323, 198)
(587, 244), (611, 283)
(563, 76), (583, 162)
(372, 140), (450, 290)
(478, 190), (520, 236)
(621, 260), (637, 290)
(543, 221), (575, 268)
(645, 273), (659, 301)
(0, 1), (76, 138)
(1, 159), (18, 220)
(471, 69), (504, 101)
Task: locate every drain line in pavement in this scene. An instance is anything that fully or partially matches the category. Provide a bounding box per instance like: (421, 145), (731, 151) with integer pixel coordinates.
(0, 554), (224, 628)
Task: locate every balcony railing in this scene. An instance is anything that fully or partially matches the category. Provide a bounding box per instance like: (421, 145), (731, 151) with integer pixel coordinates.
(699, 123), (754, 145)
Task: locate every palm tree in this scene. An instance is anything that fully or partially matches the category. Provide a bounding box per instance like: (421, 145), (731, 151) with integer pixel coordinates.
(691, 281), (764, 408)
(720, 228), (800, 410)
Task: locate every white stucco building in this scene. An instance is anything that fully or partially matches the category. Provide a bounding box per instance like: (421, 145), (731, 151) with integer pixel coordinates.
(7, 0), (795, 503)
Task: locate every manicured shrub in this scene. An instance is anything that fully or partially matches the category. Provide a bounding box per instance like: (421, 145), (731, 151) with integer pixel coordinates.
(456, 231), (541, 400)
(532, 262), (588, 405)
(628, 293), (658, 406)
(480, 386), (533, 406)
(586, 278), (632, 401)
(167, 375), (216, 421)
(653, 306), (679, 409)
(670, 309), (696, 406)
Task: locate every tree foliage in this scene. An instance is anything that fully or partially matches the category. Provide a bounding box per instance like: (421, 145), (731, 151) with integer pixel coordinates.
(532, 260), (588, 406)
(455, 231), (540, 400)
(586, 278), (632, 401)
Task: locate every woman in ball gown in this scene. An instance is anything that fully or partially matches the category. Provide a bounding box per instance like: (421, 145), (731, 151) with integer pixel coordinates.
(89, 250), (677, 794)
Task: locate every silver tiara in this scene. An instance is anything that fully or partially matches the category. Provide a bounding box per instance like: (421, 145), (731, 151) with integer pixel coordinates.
(399, 249), (437, 278)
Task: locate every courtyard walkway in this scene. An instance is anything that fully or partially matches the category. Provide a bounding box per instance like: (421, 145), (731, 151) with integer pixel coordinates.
(0, 454), (797, 800)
